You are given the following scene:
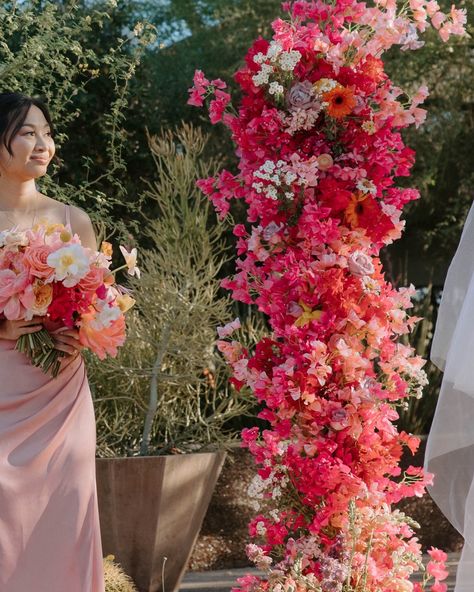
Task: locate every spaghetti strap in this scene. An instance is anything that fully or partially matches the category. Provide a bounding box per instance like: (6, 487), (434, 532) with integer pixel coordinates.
(65, 204), (71, 228)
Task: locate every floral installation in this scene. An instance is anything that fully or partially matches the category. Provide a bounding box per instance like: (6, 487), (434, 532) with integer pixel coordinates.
(0, 219), (138, 376)
(188, 0), (467, 590)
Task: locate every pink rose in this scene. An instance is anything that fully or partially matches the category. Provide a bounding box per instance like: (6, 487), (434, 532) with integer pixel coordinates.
(23, 245), (55, 280)
(286, 80), (318, 111)
(348, 250), (375, 277)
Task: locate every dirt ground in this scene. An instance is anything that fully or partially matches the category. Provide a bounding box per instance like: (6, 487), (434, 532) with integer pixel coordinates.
(188, 443), (463, 571)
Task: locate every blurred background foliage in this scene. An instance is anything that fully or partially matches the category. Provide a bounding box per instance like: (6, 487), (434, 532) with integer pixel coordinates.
(3, 0), (473, 441)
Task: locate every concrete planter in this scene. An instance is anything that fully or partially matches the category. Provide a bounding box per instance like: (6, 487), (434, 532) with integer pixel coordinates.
(96, 451), (226, 592)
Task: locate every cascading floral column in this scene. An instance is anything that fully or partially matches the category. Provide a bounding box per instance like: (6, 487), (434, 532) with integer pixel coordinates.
(188, 1), (467, 590)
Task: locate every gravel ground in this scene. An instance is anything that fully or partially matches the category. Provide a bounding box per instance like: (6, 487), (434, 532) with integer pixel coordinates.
(188, 444), (463, 572)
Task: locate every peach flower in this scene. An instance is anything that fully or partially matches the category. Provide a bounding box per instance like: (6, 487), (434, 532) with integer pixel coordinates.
(78, 309), (126, 360)
(24, 245), (55, 280)
(116, 293), (136, 313)
(32, 282), (53, 315)
(101, 241), (113, 258)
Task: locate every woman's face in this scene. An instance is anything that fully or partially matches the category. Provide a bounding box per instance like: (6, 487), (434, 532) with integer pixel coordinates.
(0, 104), (55, 181)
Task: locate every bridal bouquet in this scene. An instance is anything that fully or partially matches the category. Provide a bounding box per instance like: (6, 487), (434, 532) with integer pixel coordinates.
(0, 220), (138, 377)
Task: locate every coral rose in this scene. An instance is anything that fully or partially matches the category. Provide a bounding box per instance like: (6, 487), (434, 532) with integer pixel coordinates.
(23, 245), (54, 280)
(78, 266), (106, 293)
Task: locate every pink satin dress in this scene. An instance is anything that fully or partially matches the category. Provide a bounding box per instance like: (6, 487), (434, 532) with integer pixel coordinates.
(0, 205), (105, 591)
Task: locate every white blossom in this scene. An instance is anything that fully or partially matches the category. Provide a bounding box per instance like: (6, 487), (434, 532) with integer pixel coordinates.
(267, 41), (283, 61)
(356, 178), (377, 195)
(279, 49), (302, 71)
(269, 81), (284, 95)
(253, 52), (266, 64)
(262, 160), (276, 173)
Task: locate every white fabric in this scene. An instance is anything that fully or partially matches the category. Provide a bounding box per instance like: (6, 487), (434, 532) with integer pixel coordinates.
(424, 200), (474, 590)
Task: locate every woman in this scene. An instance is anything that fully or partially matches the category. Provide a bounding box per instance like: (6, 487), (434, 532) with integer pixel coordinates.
(0, 93), (105, 591)
(425, 201), (474, 592)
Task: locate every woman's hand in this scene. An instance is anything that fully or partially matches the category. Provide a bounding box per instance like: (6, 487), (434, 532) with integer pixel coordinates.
(51, 326), (84, 361)
(0, 316), (45, 340)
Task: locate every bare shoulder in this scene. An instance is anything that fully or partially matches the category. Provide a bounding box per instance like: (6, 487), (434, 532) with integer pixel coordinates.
(68, 204), (98, 251)
(36, 193), (97, 250)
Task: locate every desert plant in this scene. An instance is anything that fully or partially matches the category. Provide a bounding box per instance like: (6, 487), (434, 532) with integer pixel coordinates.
(103, 554), (138, 592)
(87, 123), (265, 457)
(396, 270), (443, 434)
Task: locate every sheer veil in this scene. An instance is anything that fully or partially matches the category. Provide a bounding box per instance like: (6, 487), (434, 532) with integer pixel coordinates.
(424, 200), (474, 591)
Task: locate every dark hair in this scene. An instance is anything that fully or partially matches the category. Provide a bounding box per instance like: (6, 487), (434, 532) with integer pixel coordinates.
(0, 92), (58, 162)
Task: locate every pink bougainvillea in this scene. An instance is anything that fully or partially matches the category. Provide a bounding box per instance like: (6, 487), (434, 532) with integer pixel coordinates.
(188, 1), (467, 590)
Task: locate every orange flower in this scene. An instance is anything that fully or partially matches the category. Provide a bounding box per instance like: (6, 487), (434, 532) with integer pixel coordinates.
(344, 192), (395, 242)
(116, 293), (135, 313)
(344, 191), (377, 228)
(78, 309), (126, 360)
(323, 85), (356, 119)
(32, 281), (53, 315)
(101, 241), (113, 258)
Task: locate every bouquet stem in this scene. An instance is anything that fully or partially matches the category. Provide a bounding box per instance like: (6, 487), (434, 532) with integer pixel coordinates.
(15, 328), (64, 378)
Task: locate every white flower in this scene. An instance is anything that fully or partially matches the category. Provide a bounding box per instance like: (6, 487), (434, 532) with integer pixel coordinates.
(119, 246), (140, 278)
(285, 171), (297, 184)
(266, 41), (283, 61)
(252, 71), (270, 86)
(91, 302), (122, 330)
(313, 77), (338, 94)
(362, 120), (376, 134)
(266, 186), (278, 200)
(261, 160), (276, 173)
(268, 81), (284, 95)
(47, 243), (90, 287)
(0, 229), (29, 249)
(269, 509), (280, 521)
(362, 276), (381, 294)
(279, 49), (302, 71)
(356, 178), (377, 195)
(253, 52), (266, 64)
(261, 63), (274, 76)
